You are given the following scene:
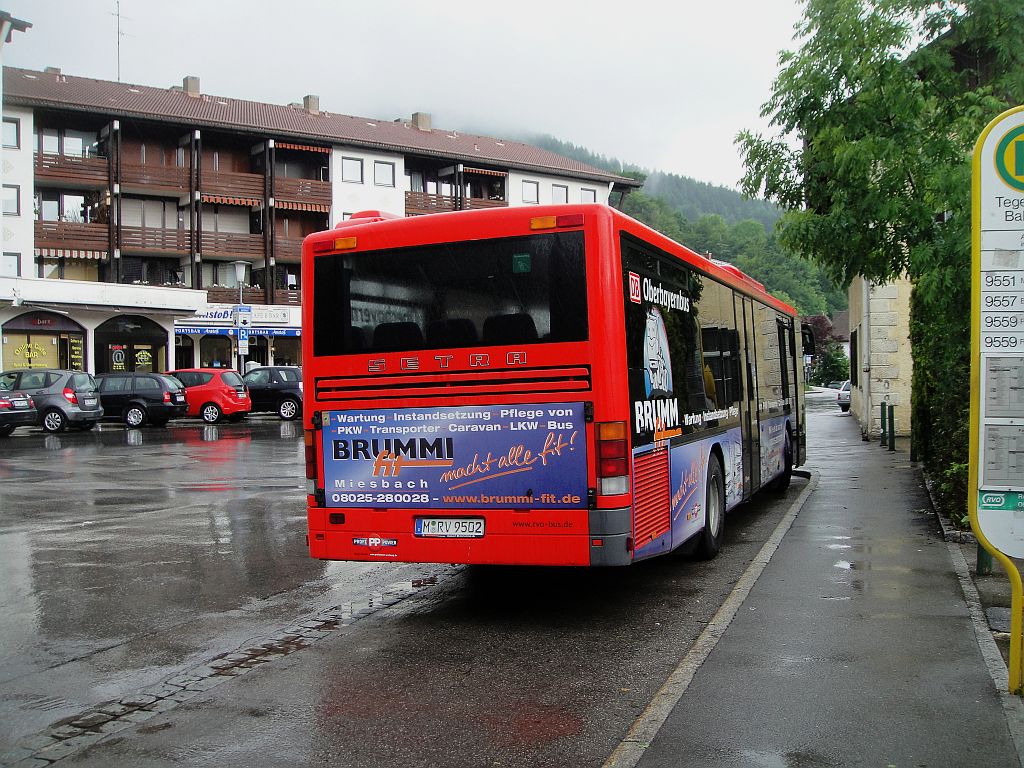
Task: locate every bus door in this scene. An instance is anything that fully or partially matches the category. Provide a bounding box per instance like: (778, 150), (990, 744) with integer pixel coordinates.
(734, 294), (760, 495)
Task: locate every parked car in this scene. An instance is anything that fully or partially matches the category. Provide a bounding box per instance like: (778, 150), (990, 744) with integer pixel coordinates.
(0, 387), (37, 437)
(169, 368), (251, 424)
(242, 366), (302, 420)
(95, 372), (188, 427)
(838, 380), (851, 412)
(0, 368), (103, 433)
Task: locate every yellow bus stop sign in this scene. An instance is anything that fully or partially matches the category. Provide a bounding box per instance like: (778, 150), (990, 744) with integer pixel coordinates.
(971, 104), (1024, 693)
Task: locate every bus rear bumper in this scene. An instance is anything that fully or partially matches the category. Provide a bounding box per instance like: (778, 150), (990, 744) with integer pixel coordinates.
(307, 505), (634, 566)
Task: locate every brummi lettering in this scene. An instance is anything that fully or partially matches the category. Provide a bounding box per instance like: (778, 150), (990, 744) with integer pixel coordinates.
(333, 437), (454, 461)
(634, 399), (680, 433)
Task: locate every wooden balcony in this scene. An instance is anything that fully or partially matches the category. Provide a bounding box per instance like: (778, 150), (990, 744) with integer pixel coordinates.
(120, 163), (188, 194)
(275, 176), (331, 207)
(121, 225), (191, 255)
(204, 286), (301, 307)
(35, 153), (108, 188)
(274, 237), (302, 262)
(35, 220), (109, 251)
(404, 191), (508, 216)
(201, 231), (265, 258)
(203, 170), (265, 199)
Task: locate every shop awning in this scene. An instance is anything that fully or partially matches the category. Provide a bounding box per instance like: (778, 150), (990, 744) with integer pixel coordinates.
(200, 194), (262, 207)
(276, 200), (330, 212)
(276, 142), (331, 154)
(462, 167), (507, 177)
(34, 247), (108, 261)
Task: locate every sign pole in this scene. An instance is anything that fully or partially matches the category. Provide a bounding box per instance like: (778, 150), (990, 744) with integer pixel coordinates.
(970, 104), (1024, 693)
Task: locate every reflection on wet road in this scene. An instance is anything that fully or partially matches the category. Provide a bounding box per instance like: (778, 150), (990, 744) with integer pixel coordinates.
(0, 419), (444, 751)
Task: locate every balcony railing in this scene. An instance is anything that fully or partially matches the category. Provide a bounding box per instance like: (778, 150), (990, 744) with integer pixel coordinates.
(201, 231), (265, 258)
(120, 163), (189, 193)
(275, 177), (331, 207)
(203, 170), (265, 199)
(120, 225), (191, 254)
(404, 191), (508, 216)
(35, 220), (109, 250)
(204, 286), (301, 307)
(35, 153), (108, 187)
(274, 237), (302, 261)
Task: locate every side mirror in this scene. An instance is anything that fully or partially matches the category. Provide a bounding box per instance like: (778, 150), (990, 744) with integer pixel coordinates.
(801, 324), (816, 356)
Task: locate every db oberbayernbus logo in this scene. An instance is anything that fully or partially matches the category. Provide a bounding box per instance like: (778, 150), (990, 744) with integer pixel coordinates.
(995, 125), (1024, 192)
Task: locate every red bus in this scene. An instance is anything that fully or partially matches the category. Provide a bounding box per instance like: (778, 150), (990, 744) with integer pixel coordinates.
(302, 204), (806, 566)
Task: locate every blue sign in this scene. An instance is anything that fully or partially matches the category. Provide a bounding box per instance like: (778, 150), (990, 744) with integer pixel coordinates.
(175, 327), (301, 337)
(321, 403), (588, 509)
(238, 328), (249, 343)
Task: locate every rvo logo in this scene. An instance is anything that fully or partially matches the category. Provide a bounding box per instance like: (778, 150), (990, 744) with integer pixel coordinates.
(628, 272), (642, 304)
(982, 493), (1005, 506)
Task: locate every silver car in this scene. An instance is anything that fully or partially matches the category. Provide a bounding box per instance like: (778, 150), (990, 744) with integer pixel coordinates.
(0, 369), (104, 433)
(837, 380), (851, 412)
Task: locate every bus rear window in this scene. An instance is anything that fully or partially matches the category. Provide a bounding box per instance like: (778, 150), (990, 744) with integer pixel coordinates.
(313, 231), (587, 356)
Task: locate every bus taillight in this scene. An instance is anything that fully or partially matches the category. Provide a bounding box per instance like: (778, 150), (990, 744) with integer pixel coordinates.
(596, 421), (630, 496)
(304, 428), (318, 492)
(529, 213), (585, 230)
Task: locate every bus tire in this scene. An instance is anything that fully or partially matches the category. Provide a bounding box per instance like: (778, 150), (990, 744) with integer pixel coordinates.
(768, 430), (793, 492)
(696, 454), (724, 560)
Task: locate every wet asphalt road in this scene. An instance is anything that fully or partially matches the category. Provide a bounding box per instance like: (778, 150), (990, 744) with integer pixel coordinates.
(0, 399), (840, 766)
(0, 418), (445, 754)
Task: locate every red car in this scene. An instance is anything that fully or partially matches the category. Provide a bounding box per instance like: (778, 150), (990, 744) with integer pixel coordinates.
(168, 368), (251, 424)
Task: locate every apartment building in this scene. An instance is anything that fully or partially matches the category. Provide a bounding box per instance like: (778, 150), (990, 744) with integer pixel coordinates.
(0, 66), (638, 374)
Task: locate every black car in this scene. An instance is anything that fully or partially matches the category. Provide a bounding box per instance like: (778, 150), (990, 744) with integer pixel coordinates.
(0, 388), (37, 437)
(242, 366), (302, 420)
(95, 372), (188, 427)
(0, 368), (103, 433)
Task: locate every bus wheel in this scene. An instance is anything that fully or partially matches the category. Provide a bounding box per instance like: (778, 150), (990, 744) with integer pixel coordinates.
(697, 454), (724, 559)
(768, 431), (793, 492)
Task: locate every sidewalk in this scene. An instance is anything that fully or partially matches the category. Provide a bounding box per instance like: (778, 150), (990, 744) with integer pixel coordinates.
(628, 398), (1024, 767)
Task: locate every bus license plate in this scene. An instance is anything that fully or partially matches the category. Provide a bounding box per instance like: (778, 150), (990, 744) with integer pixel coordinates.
(414, 518), (484, 538)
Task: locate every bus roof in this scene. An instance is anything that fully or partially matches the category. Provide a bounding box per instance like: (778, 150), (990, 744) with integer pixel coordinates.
(304, 205), (798, 317)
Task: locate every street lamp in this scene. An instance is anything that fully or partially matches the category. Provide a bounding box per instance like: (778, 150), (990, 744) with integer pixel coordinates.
(232, 260), (248, 372)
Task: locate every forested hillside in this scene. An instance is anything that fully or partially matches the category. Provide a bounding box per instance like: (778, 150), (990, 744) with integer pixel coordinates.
(527, 134), (845, 316)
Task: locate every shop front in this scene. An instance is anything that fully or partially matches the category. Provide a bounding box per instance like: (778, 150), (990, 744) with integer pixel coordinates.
(1, 311), (87, 371)
(94, 315), (171, 374)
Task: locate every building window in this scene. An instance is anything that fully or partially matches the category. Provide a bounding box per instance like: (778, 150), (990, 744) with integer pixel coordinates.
(2, 185), (20, 216)
(522, 180), (539, 204)
(552, 184), (568, 204)
(374, 161), (395, 187)
(341, 157), (363, 183)
(2, 118), (19, 149)
(1, 252), (19, 277)
(581, 188), (597, 203)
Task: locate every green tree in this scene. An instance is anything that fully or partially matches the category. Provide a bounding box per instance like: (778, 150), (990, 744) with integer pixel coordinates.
(737, 0), (1024, 515)
(810, 342), (850, 385)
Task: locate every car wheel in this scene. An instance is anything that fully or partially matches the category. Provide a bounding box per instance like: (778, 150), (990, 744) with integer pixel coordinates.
(278, 397), (299, 421)
(840, 405), (850, 413)
(201, 403), (223, 424)
(696, 454), (725, 560)
(124, 405), (146, 428)
(42, 408), (68, 434)
(0, 424), (14, 437)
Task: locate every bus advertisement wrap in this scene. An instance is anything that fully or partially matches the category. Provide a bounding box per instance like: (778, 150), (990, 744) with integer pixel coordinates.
(320, 403), (587, 509)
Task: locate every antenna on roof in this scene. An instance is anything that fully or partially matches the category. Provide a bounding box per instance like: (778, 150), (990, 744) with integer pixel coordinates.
(110, 1), (132, 81)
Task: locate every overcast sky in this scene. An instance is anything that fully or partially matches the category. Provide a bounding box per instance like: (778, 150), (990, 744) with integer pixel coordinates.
(3, 0), (804, 190)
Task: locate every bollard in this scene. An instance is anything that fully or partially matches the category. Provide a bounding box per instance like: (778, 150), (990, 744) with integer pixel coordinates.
(888, 404), (896, 451)
(978, 543), (993, 576)
(880, 402), (887, 446)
